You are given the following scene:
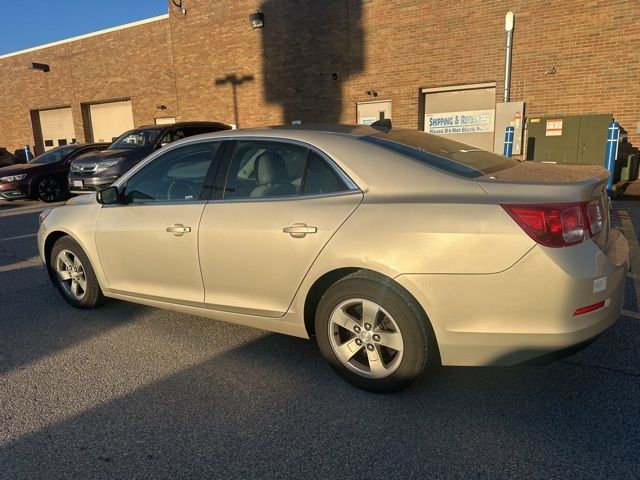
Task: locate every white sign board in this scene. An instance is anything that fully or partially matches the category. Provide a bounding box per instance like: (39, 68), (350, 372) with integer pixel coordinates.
(545, 118), (563, 136)
(425, 110), (495, 135)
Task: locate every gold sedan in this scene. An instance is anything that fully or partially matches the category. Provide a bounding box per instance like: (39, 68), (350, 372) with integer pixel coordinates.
(38, 124), (629, 392)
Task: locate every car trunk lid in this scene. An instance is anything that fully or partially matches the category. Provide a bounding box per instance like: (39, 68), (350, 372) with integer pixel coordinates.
(477, 162), (610, 251)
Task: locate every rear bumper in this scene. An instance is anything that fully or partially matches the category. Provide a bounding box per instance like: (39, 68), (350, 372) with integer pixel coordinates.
(68, 175), (118, 193)
(396, 228), (629, 366)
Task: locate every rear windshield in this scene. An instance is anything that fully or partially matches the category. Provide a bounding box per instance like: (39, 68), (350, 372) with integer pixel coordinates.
(361, 130), (518, 178)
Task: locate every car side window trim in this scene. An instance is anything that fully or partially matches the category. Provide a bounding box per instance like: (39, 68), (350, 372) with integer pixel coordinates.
(298, 149), (312, 196)
(201, 140), (233, 200)
(204, 189), (362, 205)
(311, 148), (358, 192)
(211, 138), (359, 203)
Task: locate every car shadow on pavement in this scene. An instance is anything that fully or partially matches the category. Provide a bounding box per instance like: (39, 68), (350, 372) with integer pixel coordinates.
(0, 263), (142, 376)
(1, 316), (638, 479)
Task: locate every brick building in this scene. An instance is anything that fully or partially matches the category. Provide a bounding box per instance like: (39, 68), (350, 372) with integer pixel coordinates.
(0, 0), (638, 156)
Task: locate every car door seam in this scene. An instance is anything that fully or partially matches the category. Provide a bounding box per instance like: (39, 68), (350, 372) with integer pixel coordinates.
(282, 192), (366, 317)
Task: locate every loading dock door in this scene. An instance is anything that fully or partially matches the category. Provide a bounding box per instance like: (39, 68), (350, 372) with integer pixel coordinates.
(423, 84), (496, 151)
(89, 100), (134, 143)
(39, 107), (75, 151)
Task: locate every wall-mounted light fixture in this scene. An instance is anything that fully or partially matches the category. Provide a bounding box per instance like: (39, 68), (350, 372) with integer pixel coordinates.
(366, 89), (378, 97)
(544, 67), (557, 75)
(249, 11), (264, 29)
(156, 104), (167, 110)
(28, 62), (50, 73)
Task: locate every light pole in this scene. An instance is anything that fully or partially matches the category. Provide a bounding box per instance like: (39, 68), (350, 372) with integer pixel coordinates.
(503, 12), (514, 103)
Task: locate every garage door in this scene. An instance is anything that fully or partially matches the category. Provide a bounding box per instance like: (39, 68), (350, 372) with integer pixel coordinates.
(89, 100), (134, 143)
(423, 83), (496, 151)
(39, 107), (75, 152)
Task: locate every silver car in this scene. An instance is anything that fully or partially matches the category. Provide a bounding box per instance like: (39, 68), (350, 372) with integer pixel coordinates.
(38, 124), (629, 392)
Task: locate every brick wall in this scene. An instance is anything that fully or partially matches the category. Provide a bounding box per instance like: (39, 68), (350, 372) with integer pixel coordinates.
(0, 17), (175, 154)
(0, 0), (638, 154)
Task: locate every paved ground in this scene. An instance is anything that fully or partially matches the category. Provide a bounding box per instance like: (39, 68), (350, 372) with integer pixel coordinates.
(0, 198), (639, 479)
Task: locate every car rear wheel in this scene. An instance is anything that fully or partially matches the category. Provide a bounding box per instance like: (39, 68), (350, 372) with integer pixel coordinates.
(37, 177), (64, 202)
(50, 236), (105, 309)
(315, 271), (437, 393)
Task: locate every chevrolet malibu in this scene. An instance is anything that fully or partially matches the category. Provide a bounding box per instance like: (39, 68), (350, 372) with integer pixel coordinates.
(38, 123), (629, 392)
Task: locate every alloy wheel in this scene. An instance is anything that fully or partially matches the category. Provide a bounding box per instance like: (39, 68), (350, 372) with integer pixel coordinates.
(328, 298), (404, 379)
(55, 249), (87, 300)
(38, 178), (62, 202)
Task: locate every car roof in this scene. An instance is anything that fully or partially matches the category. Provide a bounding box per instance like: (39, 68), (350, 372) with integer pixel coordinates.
(135, 121), (230, 130)
(266, 123), (385, 137)
(48, 142), (108, 151)
(74, 142), (110, 148)
(169, 124), (399, 148)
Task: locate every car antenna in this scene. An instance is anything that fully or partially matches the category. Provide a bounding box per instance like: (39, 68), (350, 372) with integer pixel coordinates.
(370, 118), (392, 132)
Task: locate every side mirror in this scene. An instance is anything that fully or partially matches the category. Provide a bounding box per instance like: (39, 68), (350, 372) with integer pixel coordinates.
(96, 186), (121, 205)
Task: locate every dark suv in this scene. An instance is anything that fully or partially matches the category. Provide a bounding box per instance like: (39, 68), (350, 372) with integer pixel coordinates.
(0, 143), (108, 202)
(68, 121), (230, 193)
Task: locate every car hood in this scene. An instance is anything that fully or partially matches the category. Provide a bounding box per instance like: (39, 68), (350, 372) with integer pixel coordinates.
(72, 148), (134, 164)
(0, 162), (46, 177)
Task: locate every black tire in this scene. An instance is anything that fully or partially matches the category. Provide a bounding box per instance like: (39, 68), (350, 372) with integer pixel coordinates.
(36, 176), (64, 202)
(49, 236), (105, 309)
(315, 270), (438, 393)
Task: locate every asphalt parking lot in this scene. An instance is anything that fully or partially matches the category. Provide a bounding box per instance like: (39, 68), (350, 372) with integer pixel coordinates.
(1, 198), (639, 479)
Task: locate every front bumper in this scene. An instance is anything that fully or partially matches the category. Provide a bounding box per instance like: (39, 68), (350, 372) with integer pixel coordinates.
(68, 175), (119, 193)
(396, 228), (629, 366)
(0, 182), (29, 200)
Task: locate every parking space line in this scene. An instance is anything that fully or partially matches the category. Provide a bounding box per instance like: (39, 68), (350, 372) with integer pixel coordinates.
(0, 233), (37, 242)
(0, 255), (42, 272)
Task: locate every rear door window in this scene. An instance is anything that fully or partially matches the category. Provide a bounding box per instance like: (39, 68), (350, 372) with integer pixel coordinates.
(302, 152), (349, 196)
(224, 141), (307, 199)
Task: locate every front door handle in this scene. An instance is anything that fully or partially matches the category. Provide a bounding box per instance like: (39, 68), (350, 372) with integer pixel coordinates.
(166, 223), (191, 236)
(283, 223), (317, 238)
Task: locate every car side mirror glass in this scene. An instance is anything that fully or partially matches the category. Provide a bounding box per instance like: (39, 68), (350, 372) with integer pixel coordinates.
(96, 186), (121, 205)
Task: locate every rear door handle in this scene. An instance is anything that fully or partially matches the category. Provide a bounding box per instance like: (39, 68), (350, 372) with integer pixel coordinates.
(166, 223), (191, 236)
(283, 223), (317, 238)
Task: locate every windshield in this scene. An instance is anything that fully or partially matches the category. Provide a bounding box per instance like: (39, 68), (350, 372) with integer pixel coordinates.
(29, 146), (75, 164)
(110, 129), (162, 149)
(361, 130), (518, 178)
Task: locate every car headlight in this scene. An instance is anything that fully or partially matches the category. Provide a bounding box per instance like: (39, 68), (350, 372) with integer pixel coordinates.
(0, 174), (27, 182)
(97, 158), (123, 169)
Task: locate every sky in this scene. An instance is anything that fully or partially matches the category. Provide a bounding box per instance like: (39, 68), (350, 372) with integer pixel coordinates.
(0, 0), (168, 55)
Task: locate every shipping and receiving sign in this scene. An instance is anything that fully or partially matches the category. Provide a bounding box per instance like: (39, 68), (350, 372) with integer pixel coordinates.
(545, 118), (563, 136)
(425, 109), (494, 135)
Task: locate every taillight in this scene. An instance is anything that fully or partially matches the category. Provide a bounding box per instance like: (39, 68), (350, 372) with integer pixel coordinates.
(502, 201), (601, 248)
(587, 201), (603, 236)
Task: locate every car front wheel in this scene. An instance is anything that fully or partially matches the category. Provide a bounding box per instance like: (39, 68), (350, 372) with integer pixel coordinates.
(50, 236), (105, 309)
(37, 177), (64, 202)
(315, 271), (437, 393)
